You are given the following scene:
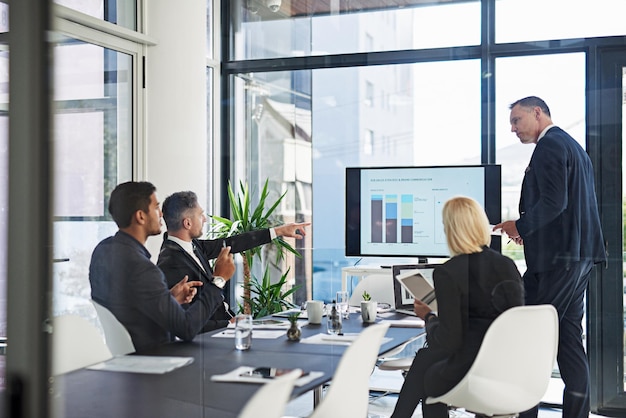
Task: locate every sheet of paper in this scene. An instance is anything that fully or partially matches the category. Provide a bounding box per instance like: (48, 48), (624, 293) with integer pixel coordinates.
(210, 366), (324, 387)
(272, 308), (327, 320)
(379, 318), (425, 328)
(87, 355), (194, 374)
(226, 319), (291, 329)
(299, 332), (392, 346)
(212, 329), (285, 339)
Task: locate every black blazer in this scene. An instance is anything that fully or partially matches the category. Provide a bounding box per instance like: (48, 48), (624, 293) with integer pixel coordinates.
(157, 229), (273, 330)
(89, 231), (224, 352)
(425, 247), (524, 381)
(516, 126), (606, 273)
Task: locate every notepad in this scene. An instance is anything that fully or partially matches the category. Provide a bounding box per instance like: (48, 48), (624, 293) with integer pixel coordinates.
(211, 366), (324, 386)
(87, 355), (194, 374)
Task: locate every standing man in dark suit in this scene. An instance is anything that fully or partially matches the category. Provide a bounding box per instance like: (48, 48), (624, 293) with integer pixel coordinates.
(157, 191), (309, 331)
(495, 96), (606, 418)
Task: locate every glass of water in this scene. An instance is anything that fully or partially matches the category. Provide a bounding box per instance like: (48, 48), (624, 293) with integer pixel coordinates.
(235, 314), (253, 350)
(336, 290), (349, 319)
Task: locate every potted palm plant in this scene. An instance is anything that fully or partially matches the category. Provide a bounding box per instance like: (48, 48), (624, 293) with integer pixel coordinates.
(209, 179), (301, 314)
(240, 267), (300, 318)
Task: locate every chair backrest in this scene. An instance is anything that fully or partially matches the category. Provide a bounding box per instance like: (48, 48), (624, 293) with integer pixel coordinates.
(238, 368), (302, 418)
(92, 300), (135, 356)
(348, 274), (395, 306)
(52, 314), (113, 375)
(426, 304), (559, 414)
(308, 322), (391, 418)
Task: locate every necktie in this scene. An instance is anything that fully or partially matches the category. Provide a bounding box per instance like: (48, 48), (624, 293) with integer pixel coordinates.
(192, 244), (208, 273)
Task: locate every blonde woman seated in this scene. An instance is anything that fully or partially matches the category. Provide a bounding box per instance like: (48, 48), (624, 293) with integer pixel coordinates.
(391, 196), (524, 418)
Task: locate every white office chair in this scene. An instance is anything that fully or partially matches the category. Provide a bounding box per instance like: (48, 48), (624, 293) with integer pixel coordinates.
(238, 368), (302, 418)
(347, 274), (395, 307)
(52, 314), (113, 375)
(92, 300), (136, 356)
(307, 322), (391, 418)
(425, 304), (559, 417)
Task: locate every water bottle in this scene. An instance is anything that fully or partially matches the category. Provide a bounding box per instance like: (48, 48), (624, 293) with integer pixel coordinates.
(327, 300), (342, 335)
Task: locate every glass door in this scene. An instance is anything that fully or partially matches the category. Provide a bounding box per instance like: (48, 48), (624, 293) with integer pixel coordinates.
(589, 47), (626, 415)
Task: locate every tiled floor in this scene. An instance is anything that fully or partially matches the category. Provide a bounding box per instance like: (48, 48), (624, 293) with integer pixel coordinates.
(284, 367), (607, 418)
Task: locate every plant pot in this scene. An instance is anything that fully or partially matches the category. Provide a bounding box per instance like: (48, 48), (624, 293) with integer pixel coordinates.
(286, 322), (302, 341)
(360, 300), (378, 323)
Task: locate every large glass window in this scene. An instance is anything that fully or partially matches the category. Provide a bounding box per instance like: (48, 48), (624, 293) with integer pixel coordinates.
(228, 0), (480, 60)
(495, 53), (586, 269)
(230, 59), (480, 303)
(55, 0), (138, 30)
(51, 38), (133, 326)
(496, 0), (626, 43)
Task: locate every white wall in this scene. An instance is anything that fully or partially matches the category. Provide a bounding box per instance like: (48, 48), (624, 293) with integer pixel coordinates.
(144, 0), (208, 256)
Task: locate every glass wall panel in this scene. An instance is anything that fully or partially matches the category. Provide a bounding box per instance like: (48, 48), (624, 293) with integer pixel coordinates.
(495, 53), (585, 271)
(51, 38), (132, 326)
(622, 66), (626, 391)
(206, 0), (213, 59)
(230, 70), (313, 305)
(231, 59), (480, 304)
(55, 0), (137, 30)
(496, 0), (626, 43)
(0, 2), (7, 390)
(229, 0), (479, 60)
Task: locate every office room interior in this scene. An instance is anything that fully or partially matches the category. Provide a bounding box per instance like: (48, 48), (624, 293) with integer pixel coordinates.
(3, 0), (626, 416)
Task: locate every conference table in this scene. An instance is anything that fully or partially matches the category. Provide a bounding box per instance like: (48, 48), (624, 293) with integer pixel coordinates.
(53, 312), (424, 418)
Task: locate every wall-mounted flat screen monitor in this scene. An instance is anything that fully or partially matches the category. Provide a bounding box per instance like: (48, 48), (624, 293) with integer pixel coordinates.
(345, 165), (501, 259)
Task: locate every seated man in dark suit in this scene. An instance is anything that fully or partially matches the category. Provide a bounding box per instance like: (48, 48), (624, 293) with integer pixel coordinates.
(157, 190), (309, 331)
(89, 181), (227, 352)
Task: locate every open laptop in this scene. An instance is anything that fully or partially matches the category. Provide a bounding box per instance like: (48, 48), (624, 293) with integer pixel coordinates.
(392, 264), (437, 316)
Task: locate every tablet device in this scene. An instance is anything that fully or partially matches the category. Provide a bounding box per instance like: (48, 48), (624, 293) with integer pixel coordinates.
(392, 264), (437, 315)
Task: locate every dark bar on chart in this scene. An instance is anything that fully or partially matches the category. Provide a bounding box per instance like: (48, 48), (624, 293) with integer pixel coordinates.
(401, 194), (413, 243)
(371, 195), (383, 243)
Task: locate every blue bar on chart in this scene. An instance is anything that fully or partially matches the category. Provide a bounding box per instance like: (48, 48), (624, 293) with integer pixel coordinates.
(385, 194), (397, 243)
(371, 194), (383, 243)
(401, 194), (413, 243)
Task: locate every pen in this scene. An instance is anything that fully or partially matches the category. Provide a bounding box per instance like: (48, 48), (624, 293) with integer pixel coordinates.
(223, 240), (227, 248)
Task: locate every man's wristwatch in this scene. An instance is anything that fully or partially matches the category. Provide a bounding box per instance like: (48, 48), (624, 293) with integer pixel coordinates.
(424, 312), (437, 323)
(212, 276), (226, 289)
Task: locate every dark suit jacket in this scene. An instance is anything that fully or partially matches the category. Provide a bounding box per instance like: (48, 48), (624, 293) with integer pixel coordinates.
(515, 126), (606, 273)
(157, 229), (273, 331)
(425, 247), (524, 381)
(89, 231), (224, 352)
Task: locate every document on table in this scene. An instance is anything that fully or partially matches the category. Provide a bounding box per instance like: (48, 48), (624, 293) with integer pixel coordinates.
(300, 333), (392, 346)
(379, 318), (425, 328)
(211, 366), (324, 387)
(225, 319), (291, 330)
(87, 355), (194, 374)
(212, 329), (286, 339)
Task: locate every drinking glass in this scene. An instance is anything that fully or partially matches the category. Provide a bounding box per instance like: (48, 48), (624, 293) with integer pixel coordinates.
(235, 314), (253, 350)
(336, 290), (349, 319)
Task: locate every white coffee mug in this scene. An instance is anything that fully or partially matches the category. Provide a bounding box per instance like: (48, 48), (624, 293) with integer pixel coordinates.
(306, 300), (324, 324)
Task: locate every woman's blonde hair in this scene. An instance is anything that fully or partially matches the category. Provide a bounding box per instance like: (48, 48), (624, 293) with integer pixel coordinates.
(442, 196), (491, 256)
